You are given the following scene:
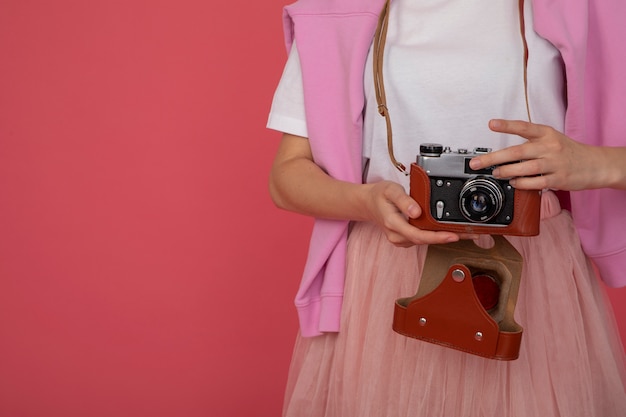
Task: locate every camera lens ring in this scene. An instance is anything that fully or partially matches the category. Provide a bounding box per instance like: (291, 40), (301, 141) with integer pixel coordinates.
(459, 177), (505, 223)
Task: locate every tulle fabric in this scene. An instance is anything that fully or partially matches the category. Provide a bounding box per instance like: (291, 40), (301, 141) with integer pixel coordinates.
(283, 191), (626, 417)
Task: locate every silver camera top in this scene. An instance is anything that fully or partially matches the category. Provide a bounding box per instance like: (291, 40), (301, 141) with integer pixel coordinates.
(417, 143), (494, 178)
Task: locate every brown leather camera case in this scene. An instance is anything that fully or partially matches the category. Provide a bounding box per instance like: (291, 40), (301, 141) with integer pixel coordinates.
(392, 236), (524, 360)
(409, 163), (541, 236)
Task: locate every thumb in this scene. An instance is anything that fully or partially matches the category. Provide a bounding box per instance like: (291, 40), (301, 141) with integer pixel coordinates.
(380, 181), (422, 219)
(387, 185), (421, 218)
(406, 201), (422, 219)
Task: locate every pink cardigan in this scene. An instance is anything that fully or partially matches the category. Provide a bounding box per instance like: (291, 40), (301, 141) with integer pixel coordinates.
(280, 0), (626, 337)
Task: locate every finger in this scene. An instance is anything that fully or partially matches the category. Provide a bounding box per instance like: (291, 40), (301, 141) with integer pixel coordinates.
(470, 145), (520, 170)
(508, 175), (551, 190)
(488, 119), (546, 139)
(468, 120), (552, 171)
(472, 234), (495, 249)
(381, 210), (458, 245)
(384, 231), (416, 248)
(469, 143), (537, 171)
(458, 233), (481, 240)
(492, 158), (545, 179)
(384, 185), (422, 219)
(470, 134), (555, 172)
(404, 226), (460, 245)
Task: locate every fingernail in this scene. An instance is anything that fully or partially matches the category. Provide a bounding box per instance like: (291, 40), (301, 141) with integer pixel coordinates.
(490, 119), (502, 129)
(407, 204), (419, 218)
(492, 168), (500, 177)
(469, 158), (480, 169)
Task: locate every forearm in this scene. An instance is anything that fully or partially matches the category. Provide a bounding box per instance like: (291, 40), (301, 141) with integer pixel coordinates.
(268, 134), (462, 247)
(269, 154), (373, 221)
(592, 146), (626, 190)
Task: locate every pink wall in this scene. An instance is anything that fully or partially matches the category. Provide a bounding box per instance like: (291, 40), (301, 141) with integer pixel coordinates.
(0, 1), (624, 416)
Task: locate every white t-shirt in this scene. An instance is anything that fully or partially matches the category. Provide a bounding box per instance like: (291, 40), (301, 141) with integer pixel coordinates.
(267, 0), (566, 191)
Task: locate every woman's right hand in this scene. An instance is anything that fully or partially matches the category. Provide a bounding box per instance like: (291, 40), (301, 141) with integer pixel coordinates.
(269, 133), (468, 247)
(363, 181), (463, 247)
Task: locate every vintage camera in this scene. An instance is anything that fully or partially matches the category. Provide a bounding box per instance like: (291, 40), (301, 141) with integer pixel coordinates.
(409, 143), (541, 236)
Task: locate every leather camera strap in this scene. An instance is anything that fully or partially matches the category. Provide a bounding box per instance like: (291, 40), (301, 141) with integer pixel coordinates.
(373, 0), (531, 174)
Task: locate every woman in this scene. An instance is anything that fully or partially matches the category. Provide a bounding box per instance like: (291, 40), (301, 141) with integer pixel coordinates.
(267, 0), (626, 415)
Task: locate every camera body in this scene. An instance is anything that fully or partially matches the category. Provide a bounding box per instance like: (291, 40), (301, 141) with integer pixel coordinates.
(409, 143), (541, 236)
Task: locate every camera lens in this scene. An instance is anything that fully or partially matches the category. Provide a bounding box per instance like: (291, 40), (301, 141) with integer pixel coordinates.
(470, 193), (490, 214)
(459, 178), (504, 222)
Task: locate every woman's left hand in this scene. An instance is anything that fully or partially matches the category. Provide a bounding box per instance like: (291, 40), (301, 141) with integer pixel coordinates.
(469, 119), (626, 191)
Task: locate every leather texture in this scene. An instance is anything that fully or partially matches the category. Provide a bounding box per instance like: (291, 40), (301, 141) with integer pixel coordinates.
(408, 163), (541, 236)
(392, 236), (524, 361)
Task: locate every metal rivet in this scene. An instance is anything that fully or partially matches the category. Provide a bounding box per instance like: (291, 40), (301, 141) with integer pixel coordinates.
(475, 332), (484, 341)
(452, 269), (465, 282)
(419, 317), (427, 326)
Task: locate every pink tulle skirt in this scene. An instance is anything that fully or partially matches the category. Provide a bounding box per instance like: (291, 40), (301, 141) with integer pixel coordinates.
(283, 191), (626, 417)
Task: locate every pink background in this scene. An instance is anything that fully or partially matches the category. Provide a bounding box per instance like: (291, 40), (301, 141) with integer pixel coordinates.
(0, 1), (624, 416)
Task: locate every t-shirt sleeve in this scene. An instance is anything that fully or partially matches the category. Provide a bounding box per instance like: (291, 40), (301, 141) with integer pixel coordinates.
(266, 41), (308, 138)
